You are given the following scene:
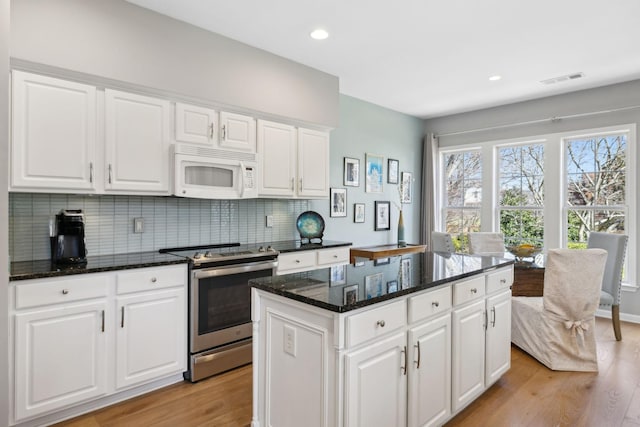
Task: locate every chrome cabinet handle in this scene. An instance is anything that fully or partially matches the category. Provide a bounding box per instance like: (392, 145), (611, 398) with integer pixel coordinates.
(89, 162), (93, 183)
(209, 123), (214, 139)
(108, 164), (113, 184)
(483, 310), (488, 330)
(500, 278), (506, 284)
(291, 178), (294, 191)
(432, 301), (439, 307)
(101, 310), (105, 332)
(414, 341), (421, 369)
(299, 178), (302, 190)
(121, 306), (125, 328)
(401, 346), (407, 375)
(333, 255), (338, 259)
(151, 277), (157, 283)
(61, 289), (69, 295)
(471, 288), (477, 294)
(295, 259), (300, 264)
(222, 124), (226, 139)
(376, 320), (386, 327)
(491, 307), (496, 327)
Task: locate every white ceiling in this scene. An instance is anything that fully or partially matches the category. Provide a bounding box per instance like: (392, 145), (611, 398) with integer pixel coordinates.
(126, 0), (640, 119)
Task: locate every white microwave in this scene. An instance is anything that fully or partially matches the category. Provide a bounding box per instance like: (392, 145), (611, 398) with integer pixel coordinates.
(173, 143), (258, 199)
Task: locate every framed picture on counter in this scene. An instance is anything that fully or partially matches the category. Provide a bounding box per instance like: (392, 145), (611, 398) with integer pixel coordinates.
(343, 284), (359, 305)
(365, 272), (384, 299)
(400, 258), (412, 289)
(330, 265), (347, 286)
(387, 280), (398, 293)
(344, 157), (360, 187)
(330, 188), (347, 217)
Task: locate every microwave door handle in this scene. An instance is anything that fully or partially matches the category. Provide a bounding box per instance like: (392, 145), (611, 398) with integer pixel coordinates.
(239, 162), (246, 198)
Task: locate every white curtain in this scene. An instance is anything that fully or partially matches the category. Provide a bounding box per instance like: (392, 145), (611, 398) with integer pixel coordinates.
(420, 133), (439, 246)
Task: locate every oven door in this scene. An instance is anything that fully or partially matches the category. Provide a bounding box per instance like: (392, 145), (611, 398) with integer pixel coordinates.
(190, 259), (277, 353)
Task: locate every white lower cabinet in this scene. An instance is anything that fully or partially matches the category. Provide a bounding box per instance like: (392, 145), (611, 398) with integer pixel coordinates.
(276, 246), (350, 275)
(253, 265), (513, 427)
(10, 264), (187, 425)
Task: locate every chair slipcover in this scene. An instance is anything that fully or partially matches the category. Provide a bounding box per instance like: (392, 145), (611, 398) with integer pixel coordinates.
(468, 232), (505, 256)
(431, 232), (454, 253)
(511, 248), (607, 371)
(587, 232), (628, 341)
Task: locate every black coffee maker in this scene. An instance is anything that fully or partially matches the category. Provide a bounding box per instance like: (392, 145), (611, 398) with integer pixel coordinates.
(50, 209), (88, 265)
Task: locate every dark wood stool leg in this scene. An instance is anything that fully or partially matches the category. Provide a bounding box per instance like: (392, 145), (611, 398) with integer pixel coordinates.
(612, 305), (622, 341)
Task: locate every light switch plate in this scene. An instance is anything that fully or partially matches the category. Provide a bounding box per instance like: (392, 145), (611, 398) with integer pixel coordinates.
(266, 215), (274, 228)
(134, 217), (144, 233)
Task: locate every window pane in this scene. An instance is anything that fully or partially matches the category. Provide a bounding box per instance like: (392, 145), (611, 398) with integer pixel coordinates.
(446, 180), (463, 206)
(463, 180), (482, 206)
(567, 209), (625, 245)
(500, 209), (544, 247)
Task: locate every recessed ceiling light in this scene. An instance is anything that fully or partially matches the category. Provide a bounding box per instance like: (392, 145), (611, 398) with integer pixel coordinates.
(489, 75), (502, 82)
(310, 29), (329, 40)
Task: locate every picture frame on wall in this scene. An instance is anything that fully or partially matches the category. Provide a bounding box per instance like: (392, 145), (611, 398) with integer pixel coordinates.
(374, 201), (391, 231)
(401, 171), (412, 203)
(343, 157), (360, 187)
(365, 153), (384, 193)
(400, 258), (412, 289)
(343, 284), (359, 305)
(354, 203), (365, 223)
(365, 272), (384, 299)
(330, 188), (347, 217)
(387, 159), (399, 184)
(330, 265), (347, 286)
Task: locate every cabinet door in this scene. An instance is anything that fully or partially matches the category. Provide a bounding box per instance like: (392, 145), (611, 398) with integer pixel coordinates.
(485, 290), (511, 386)
(219, 111), (256, 152)
(175, 102), (217, 145)
(298, 128), (330, 198)
(115, 288), (186, 390)
(104, 89), (170, 194)
(257, 120), (296, 197)
(451, 299), (485, 412)
(344, 332), (407, 427)
(11, 70), (96, 192)
(408, 314), (451, 427)
(14, 301), (108, 421)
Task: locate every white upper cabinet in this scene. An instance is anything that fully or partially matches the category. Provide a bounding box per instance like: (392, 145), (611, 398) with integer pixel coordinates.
(219, 111), (256, 152)
(11, 71), (97, 192)
(175, 102), (217, 146)
(258, 120), (330, 199)
(257, 120), (297, 197)
(298, 128), (330, 198)
(104, 89), (171, 194)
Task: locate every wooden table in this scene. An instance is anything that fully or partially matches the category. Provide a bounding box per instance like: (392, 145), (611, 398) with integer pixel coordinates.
(512, 263), (544, 296)
(349, 244), (427, 264)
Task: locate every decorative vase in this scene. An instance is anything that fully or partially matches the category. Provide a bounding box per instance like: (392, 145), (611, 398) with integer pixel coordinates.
(397, 210), (407, 247)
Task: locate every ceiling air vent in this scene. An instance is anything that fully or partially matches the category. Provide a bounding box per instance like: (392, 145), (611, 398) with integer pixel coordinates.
(540, 72), (585, 85)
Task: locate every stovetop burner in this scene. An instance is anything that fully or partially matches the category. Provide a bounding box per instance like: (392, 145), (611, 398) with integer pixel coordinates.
(160, 243), (278, 266)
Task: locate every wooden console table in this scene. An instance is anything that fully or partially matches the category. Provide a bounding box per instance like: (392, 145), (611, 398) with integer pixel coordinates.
(512, 264), (544, 296)
(349, 244), (427, 264)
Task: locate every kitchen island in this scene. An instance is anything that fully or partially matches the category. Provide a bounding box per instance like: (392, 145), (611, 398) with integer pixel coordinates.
(250, 252), (514, 427)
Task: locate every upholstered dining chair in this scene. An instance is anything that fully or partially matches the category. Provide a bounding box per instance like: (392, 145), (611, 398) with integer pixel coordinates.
(511, 248), (608, 371)
(431, 231), (455, 253)
(468, 232), (506, 256)
(587, 232), (628, 341)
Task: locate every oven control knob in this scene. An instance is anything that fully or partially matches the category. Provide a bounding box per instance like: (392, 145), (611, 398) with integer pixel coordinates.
(204, 251), (212, 258)
(267, 246), (274, 252)
(194, 252), (202, 259)
(258, 246), (265, 252)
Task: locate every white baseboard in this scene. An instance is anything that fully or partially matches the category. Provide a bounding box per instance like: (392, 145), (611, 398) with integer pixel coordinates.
(595, 308), (640, 324)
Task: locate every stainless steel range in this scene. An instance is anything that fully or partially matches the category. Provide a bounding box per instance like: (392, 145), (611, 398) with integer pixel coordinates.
(160, 243), (278, 382)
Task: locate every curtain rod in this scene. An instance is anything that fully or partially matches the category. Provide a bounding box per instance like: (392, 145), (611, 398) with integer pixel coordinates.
(435, 104), (640, 138)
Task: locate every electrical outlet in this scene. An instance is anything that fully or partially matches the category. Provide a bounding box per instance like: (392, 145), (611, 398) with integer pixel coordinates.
(284, 324), (296, 357)
(133, 217), (144, 233)
(266, 215), (274, 228)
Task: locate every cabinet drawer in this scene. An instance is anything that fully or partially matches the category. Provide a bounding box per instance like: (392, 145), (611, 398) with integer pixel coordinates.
(346, 300), (406, 348)
(15, 274), (109, 309)
(408, 285), (452, 324)
(117, 265), (186, 295)
(277, 251), (316, 274)
(453, 276), (486, 306)
(486, 267), (513, 294)
(317, 247), (350, 266)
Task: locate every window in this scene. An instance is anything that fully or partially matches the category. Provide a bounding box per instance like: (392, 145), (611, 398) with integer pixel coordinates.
(442, 150), (482, 251)
(498, 144), (544, 247)
(565, 133), (627, 247)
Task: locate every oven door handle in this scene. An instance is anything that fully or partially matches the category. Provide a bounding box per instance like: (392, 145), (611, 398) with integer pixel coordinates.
(193, 260), (278, 279)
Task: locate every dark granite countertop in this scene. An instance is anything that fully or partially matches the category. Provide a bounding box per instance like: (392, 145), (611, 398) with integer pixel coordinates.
(9, 251), (188, 281)
(267, 240), (352, 253)
(250, 252), (514, 313)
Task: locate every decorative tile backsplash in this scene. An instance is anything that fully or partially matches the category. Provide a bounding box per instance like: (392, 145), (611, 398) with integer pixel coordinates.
(9, 193), (309, 262)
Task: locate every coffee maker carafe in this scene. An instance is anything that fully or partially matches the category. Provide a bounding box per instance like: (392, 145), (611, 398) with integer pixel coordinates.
(50, 209), (88, 265)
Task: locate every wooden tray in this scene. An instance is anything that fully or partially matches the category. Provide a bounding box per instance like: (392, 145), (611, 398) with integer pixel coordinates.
(349, 244), (427, 263)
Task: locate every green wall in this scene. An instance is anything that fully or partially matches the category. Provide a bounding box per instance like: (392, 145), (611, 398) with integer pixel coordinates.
(310, 95), (425, 246)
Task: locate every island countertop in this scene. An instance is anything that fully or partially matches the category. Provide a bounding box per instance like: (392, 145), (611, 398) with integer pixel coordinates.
(250, 251), (514, 313)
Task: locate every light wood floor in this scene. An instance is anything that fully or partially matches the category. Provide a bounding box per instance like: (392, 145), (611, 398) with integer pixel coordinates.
(55, 317), (640, 427)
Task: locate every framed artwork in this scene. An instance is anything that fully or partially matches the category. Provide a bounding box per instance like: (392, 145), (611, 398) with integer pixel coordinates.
(400, 258), (412, 289)
(354, 203), (365, 223)
(344, 157), (360, 187)
(365, 153), (384, 193)
(387, 159), (399, 184)
(401, 172), (412, 203)
(330, 188), (347, 217)
(343, 284), (359, 305)
(365, 272), (384, 299)
(387, 280), (398, 293)
(374, 257), (390, 266)
(354, 260), (365, 267)
(374, 201), (391, 231)
(330, 265), (347, 286)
